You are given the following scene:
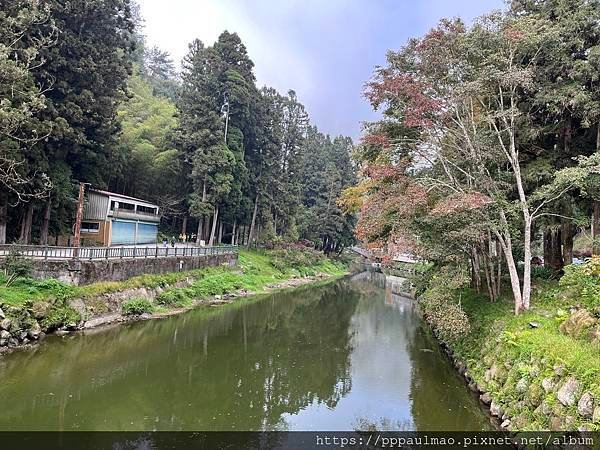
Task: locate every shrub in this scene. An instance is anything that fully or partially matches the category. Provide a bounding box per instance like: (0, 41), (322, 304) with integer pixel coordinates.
(419, 266), (471, 342)
(531, 266), (555, 280)
(33, 278), (75, 300)
(41, 300), (81, 330)
(559, 258), (600, 308)
(269, 247), (325, 271)
(122, 298), (154, 316)
(1, 249), (33, 287)
(155, 289), (191, 307)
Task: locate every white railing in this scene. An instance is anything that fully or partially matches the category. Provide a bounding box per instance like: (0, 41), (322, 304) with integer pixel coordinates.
(0, 244), (238, 261)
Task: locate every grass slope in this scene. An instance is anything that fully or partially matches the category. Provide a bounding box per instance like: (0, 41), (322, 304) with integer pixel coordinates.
(0, 249), (347, 308)
(439, 263), (600, 431)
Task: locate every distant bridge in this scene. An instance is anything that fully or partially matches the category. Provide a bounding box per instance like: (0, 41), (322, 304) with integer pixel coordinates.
(349, 246), (418, 264)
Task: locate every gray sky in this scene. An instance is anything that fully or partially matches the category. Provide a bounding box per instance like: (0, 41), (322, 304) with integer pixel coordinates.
(139, 0), (505, 140)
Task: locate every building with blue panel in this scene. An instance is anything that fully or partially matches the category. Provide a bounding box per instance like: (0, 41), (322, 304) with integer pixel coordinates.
(80, 189), (161, 246)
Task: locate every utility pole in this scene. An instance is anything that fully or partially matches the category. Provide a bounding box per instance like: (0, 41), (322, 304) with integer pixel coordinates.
(221, 92), (230, 144)
(73, 182), (87, 256)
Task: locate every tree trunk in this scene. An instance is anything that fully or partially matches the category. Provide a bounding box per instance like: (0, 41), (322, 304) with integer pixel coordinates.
(196, 179), (207, 244)
(208, 206), (219, 246)
(231, 220), (237, 245)
(479, 235), (498, 302)
(522, 216), (532, 311)
(19, 203), (33, 244)
(40, 198), (52, 245)
(203, 216), (210, 242)
(471, 247), (482, 293)
(496, 241), (502, 299)
(543, 229), (552, 267)
(552, 229), (563, 271)
(544, 228), (564, 271)
(496, 227), (523, 315)
(217, 220), (223, 244)
(559, 120), (573, 265)
(196, 218), (204, 244)
(0, 192), (7, 245)
(561, 218), (573, 266)
(248, 193), (259, 247)
(593, 124), (600, 256)
(594, 202), (600, 256)
(181, 216), (188, 237)
(480, 248), (494, 301)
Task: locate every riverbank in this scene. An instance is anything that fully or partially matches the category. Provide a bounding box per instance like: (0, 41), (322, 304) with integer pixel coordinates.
(0, 248), (348, 353)
(418, 259), (600, 431)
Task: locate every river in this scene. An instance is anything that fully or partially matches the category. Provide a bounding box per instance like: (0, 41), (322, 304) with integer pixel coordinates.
(0, 272), (491, 432)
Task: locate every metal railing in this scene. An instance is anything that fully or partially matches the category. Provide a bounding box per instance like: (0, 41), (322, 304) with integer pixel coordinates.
(0, 244), (238, 261)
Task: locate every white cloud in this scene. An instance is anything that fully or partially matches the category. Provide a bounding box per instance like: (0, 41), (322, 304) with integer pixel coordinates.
(138, 0), (505, 139)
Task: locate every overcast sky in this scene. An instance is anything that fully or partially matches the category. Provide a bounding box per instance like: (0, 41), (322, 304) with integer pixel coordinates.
(139, 0), (505, 140)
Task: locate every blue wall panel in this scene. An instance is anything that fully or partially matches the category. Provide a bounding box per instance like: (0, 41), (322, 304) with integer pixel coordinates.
(137, 223), (158, 244)
(111, 220), (136, 245)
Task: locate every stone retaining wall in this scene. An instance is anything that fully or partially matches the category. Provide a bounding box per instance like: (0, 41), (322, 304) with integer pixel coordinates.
(31, 253), (238, 286)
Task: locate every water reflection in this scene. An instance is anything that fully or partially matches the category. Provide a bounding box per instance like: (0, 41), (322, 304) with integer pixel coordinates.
(0, 282), (359, 431)
(0, 275), (489, 432)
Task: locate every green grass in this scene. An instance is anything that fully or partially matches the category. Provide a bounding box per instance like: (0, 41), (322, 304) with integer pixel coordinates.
(0, 249), (347, 308)
(0, 275), (77, 306)
(122, 298), (155, 316)
(455, 287), (600, 384)
(445, 279), (600, 430)
(150, 250), (347, 308)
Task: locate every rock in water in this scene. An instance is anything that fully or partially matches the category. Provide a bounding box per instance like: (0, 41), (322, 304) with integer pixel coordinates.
(480, 392), (492, 405)
(27, 323), (42, 340)
(557, 377), (581, 407)
(490, 401), (503, 417)
(0, 329), (10, 346)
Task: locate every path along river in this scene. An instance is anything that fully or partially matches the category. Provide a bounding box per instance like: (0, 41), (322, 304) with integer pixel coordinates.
(0, 271), (491, 432)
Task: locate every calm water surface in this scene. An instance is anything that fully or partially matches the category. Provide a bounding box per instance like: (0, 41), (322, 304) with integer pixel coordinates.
(0, 272), (490, 431)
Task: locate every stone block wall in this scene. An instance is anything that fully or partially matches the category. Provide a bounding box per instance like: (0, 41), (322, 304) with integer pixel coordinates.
(31, 253), (238, 286)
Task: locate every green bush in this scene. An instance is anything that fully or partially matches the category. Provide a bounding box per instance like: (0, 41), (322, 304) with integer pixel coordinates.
(1, 249), (33, 287)
(41, 301), (81, 330)
(559, 257), (600, 308)
(122, 298), (154, 316)
(419, 266), (471, 343)
(531, 266), (555, 280)
(155, 289), (191, 307)
(269, 247), (325, 271)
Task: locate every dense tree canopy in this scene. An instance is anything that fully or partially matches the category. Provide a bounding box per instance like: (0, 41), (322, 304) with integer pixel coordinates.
(345, 1), (600, 314)
(0, 2), (356, 253)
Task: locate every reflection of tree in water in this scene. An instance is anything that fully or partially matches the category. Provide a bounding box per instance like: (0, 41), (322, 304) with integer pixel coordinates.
(189, 281), (361, 431)
(405, 322), (491, 431)
(353, 416), (412, 432)
(0, 281), (360, 431)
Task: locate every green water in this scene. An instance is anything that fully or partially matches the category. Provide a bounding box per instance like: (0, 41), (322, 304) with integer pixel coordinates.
(0, 272), (491, 431)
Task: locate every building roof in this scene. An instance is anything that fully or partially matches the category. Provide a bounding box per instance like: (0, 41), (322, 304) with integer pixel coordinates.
(88, 189), (158, 207)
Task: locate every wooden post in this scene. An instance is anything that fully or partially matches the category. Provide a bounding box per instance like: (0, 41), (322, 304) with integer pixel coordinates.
(72, 182), (86, 259)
